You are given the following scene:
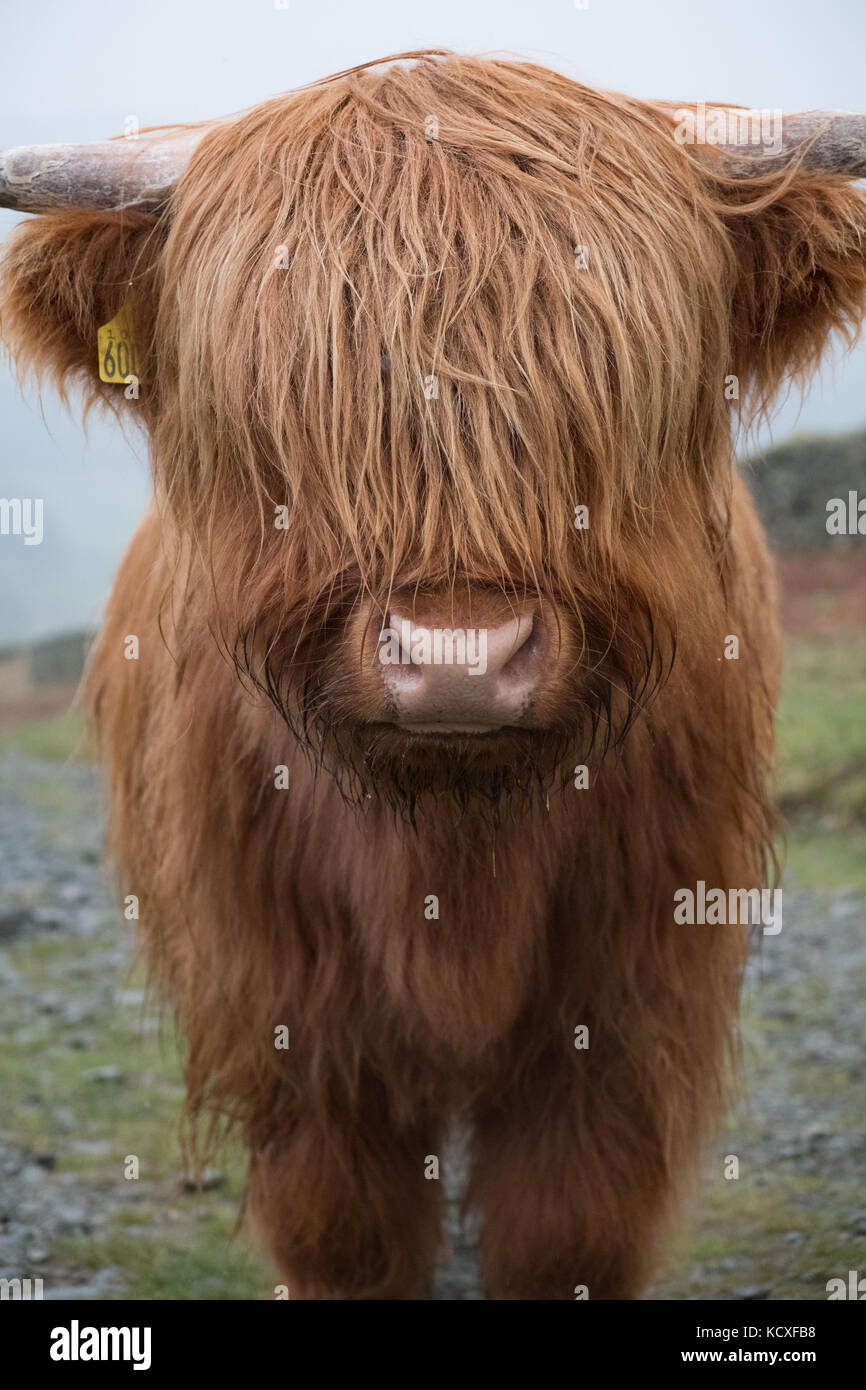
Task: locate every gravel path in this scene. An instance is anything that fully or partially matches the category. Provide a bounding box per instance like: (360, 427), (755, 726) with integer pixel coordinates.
(1, 751), (863, 1300)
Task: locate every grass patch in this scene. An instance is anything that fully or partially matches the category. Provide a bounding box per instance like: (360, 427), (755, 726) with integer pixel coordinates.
(656, 1171), (866, 1300)
(54, 1211), (272, 1301)
(782, 824), (866, 894)
(0, 926), (243, 1183)
(777, 634), (866, 806)
(0, 711), (90, 762)
(0, 914), (269, 1299)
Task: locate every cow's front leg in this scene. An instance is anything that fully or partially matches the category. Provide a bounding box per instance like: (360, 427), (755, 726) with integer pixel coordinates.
(244, 1079), (445, 1300)
(467, 1020), (719, 1300)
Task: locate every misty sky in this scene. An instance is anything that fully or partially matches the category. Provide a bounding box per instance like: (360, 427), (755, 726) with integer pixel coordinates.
(1, 0), (864, 643)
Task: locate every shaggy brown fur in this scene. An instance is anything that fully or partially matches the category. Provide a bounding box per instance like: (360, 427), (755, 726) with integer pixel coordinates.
(3, 51), (866, 1298)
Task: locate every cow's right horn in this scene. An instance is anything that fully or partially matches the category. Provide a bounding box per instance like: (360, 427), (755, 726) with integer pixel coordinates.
(0, 127), (210, 214)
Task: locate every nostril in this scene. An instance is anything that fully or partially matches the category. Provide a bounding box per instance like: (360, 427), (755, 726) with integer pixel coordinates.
(499, 616), (543, 687)
(379, 617), (425, 688)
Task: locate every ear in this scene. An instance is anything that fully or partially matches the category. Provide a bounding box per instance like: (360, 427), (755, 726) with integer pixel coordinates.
(0, 209), (163, 414)
(724, 173), (866, 408)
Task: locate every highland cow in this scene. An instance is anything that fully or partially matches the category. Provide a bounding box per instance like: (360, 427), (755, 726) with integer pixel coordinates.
(3, 51), (866, 1300)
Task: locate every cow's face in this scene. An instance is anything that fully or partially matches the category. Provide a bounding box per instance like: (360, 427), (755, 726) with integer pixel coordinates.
(3, 56), (865, 812)
(151, 65), (720, 809)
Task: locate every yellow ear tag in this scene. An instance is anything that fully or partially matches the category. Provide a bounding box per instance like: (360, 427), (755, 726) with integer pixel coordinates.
(97, 300), (142, 385)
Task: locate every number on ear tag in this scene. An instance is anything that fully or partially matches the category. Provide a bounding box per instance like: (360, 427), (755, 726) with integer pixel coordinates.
(97, 300), (142, 384)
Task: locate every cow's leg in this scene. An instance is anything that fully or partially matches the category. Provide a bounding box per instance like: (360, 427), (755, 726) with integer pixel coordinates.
(468, 951), (741, 1300)
(467, 1045), (682, 1300)
(243, 1077), (445, 1300)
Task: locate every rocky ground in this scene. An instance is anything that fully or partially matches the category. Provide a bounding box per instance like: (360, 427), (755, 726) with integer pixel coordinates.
(0, 749), (864, 1300)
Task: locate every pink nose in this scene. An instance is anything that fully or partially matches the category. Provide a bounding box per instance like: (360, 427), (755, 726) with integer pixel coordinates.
(379, 604), (543, 731)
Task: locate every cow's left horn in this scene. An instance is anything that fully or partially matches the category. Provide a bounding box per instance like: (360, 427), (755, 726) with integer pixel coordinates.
(0, 128), (210, 213)
(708, 111), (866, 177)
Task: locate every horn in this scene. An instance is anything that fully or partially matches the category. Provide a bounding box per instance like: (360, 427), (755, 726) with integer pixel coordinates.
(681, 109), (866, 177)
(0, 128), (209, 213)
